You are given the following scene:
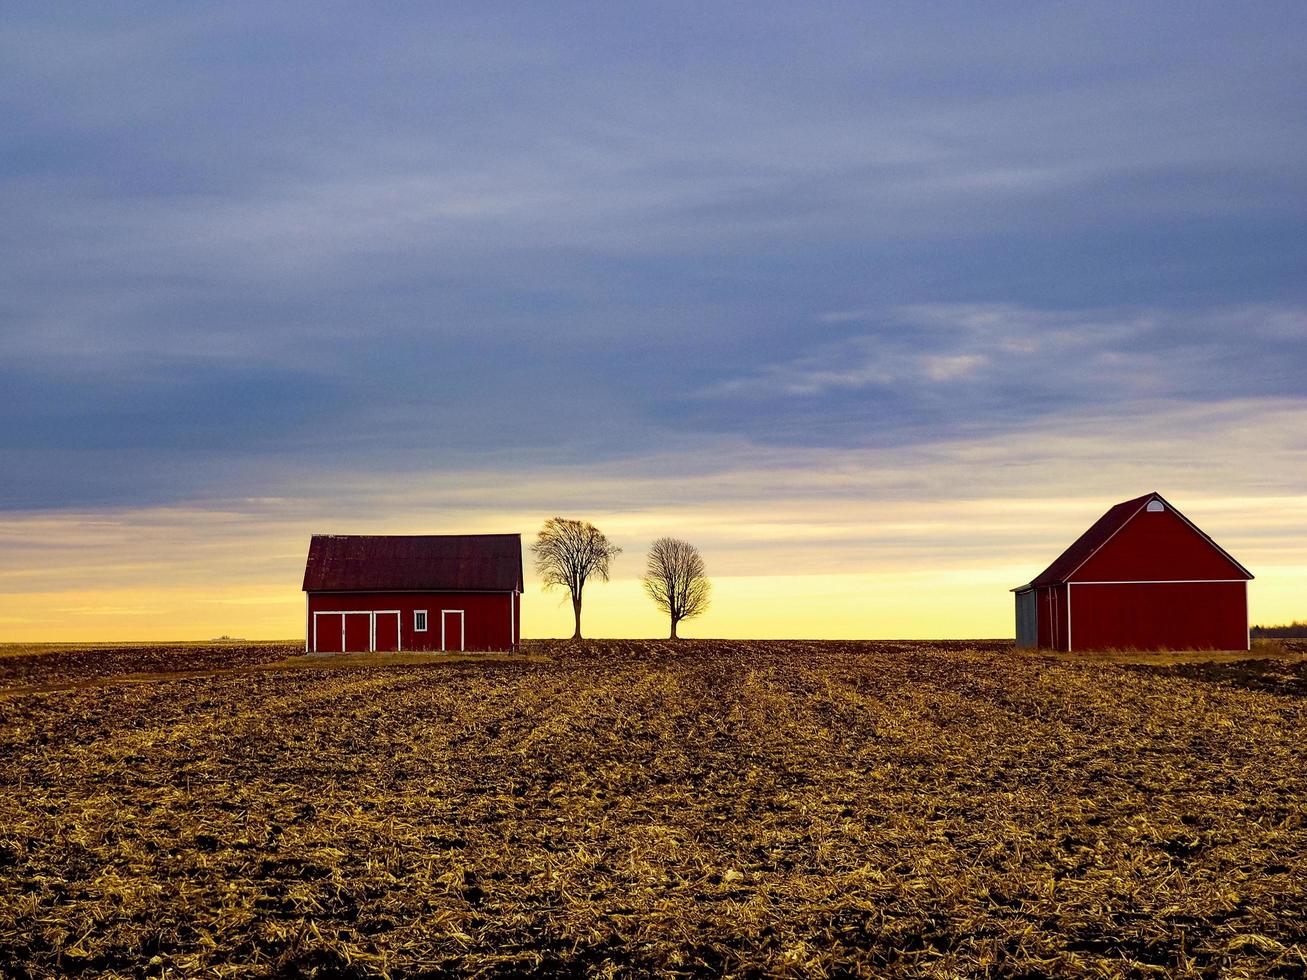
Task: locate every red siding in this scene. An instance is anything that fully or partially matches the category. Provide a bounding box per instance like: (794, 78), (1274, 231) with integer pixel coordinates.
(375, 612), (400, 651)
(1056, 584), (1070, 651)
(315, 613), (344, 653)
(344, 612), (371, 652)
(307, 591), (518, 652)
(1018, 493), (1250, 652)
(1037, 587), (1053, 649)
(1070, 582), (1247, 651)
(1071, 507), (1247, 582)
(1035, 585), (1071, 651)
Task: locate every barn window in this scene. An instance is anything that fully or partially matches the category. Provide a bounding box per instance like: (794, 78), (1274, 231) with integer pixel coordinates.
(1146, 500), (1165, 512)
(414, 610), (428, 632)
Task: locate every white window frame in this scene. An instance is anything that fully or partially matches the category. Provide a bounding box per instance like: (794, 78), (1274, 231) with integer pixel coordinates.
(414, 609), (428, 632)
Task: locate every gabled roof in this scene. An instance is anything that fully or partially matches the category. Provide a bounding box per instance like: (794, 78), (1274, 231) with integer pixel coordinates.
(1013, 491), (1253, 591)
(303, 534), (523, 593)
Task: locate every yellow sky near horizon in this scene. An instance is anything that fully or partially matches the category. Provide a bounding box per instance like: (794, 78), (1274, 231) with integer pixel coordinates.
(6, 568), (1302, 644)
(2, 484), (1303, 643)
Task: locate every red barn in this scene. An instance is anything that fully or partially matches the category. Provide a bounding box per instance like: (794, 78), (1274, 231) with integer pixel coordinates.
(302, 534), (522, 653)
(1013, 492), (1252, 652)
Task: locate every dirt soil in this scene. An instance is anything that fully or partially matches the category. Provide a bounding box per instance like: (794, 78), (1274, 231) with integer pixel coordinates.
(0, 641), (294, 692)
(0, 639), (1303, 978)
(1121, 649), (1307, 698)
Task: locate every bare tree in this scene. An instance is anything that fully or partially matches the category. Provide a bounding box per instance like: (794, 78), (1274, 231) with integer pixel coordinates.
(532, 518), (622, 640)
(642, 537), (711, 639)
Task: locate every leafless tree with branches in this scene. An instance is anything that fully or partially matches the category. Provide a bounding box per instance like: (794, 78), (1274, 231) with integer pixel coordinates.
(642, 537), (711, 639)
(532, 517), (622, 640)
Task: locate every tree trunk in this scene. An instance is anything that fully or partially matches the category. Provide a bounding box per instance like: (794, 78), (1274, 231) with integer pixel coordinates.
(571, 595), (583, 640)
(669, 617), (679, 640)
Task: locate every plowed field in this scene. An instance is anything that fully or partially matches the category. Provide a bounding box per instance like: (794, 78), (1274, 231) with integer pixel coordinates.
(1, 640), (1303, 978)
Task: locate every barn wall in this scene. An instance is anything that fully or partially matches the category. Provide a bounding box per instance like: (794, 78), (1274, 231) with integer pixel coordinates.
(1053, 584), (1070, 651)
(307, 591), (518, 652)
(1029, 586), (1073, 651)
(1072, 506), (1246, 582)
(1036, 587), (1052, 649)
(1069, 581), (1247, 651)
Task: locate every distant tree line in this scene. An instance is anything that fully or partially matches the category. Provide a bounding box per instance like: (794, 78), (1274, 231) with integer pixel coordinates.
(531, 518), (710, 640)
(1250, 621), (1307, 639)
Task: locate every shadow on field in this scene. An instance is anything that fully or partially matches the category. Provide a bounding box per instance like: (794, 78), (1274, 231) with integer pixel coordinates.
(1122, 654), (1307, 697)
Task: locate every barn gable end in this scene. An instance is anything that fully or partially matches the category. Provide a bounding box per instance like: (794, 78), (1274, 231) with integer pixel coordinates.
(1070, 499), (1251, 583)
(1013, 492), (1252, 652)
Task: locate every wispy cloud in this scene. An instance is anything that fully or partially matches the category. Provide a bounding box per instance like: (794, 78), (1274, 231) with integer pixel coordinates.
(697, 304), (1306, 418)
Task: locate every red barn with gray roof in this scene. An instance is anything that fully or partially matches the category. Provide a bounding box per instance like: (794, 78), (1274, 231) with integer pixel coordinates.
(303, 534), (522, 653)
(1013, 493), (1252, 651)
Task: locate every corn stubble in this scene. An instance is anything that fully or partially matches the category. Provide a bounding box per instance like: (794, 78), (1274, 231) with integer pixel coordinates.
(0, 640), (1303, 978)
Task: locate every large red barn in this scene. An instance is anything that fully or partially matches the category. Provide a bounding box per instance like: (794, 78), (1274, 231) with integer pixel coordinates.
(1013, 492), (1252, 652)
(303, 534), (522, 653)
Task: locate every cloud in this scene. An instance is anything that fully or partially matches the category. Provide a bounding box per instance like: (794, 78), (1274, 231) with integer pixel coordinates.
(692, 304), (1307, 444)
(922, 354), (989, 382)
(0, 3), (1304, 552)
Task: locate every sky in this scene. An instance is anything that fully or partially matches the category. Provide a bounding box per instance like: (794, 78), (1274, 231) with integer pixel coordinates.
(2, 2), (1305, 641)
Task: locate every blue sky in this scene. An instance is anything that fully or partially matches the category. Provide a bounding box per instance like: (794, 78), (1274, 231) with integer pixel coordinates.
(2, 3), (1305, 638)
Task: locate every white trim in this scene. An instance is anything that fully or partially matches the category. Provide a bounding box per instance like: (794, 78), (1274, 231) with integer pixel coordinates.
(509, 591), (515, 649)
(441, 609), (465, 652)
(312, 609), (401, 653)
(312, 610), (344, 652)
(305, 593), (310, 652)
(372, 610), (401, 652)
(312, 610), (370, 652)
(1062, 493), (1254, 583)
(1155, 494), (1255, 580)
(1070, 579), (1248, 585)
(341, 611), (369, 652)
(414, 609), (428, 632)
